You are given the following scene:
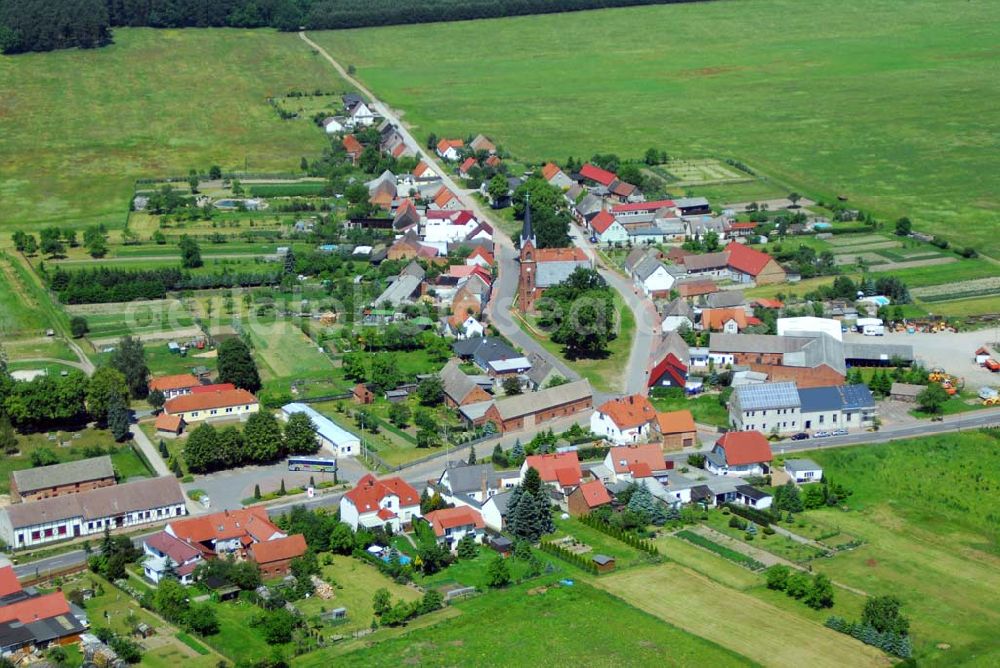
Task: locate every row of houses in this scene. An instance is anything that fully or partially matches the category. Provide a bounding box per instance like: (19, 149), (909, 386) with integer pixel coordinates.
(623, 243), (786, 303)
(0, 566), (88, 657)
(729, 381), (877, 435)
(646, 319), (914, 398)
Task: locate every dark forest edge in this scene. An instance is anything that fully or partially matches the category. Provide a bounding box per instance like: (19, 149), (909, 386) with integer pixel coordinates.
(0, 0), (712, 55)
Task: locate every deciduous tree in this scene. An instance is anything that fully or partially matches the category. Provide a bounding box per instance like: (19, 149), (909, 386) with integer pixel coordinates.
(109, 336), (150, 399)
(217, 338), (261, 392)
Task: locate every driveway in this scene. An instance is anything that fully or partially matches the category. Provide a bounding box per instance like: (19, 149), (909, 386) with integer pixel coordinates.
(848, 330), (1000, 390)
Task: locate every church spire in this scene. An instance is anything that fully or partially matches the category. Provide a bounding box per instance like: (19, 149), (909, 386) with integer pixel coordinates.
(520, 190), (536, 248)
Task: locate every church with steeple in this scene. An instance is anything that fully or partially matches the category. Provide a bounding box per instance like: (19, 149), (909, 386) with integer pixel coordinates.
(517, 193), (591, 312)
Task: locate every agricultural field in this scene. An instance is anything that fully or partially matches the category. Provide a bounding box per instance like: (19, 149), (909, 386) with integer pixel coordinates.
(0, 28), (342, 233)
(596, 564), (884, 668)
(313, 0), (999, 256)
(313, 578), (749, 668)
(246, 321), (335, 380)
(785, 433), (1000, 665)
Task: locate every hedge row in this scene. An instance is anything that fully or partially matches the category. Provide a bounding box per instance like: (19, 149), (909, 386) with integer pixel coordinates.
(539, 541), (600, 575)
(825, 617), (912, 658)
(579, 514), (659, 555)
(675, 530), (765, 571)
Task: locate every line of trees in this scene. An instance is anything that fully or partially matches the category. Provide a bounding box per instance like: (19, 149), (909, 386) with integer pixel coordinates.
(184, 409), (317, 473)
(1, 1), (707, 54)
(46, 266), (281, 303)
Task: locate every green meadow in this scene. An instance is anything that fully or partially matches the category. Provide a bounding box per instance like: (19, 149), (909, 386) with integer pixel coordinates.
(805, 433), (1000, 664)
(0, 28), (339, 232)
(312, 0), (1000, 255)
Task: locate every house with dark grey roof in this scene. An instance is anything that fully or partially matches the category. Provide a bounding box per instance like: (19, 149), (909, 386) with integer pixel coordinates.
(451, 337), (530, 379)
(658, 298), (694, 332)
(799, 384), (876, 431)
(730, 381), (876, 435)
(433, 463), (519, 506)
(10, 456), (116, 503)
(0, 477), (186, 549)
(704, 290), (746, 309)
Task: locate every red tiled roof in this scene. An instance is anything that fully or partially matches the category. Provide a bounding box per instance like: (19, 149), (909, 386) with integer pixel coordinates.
(597, 395), (657, 430)
(607, 444), (665, 475)
(701, 308), (748, 331)
(648, 352), (687, 388)
(535, 247), (588, 263)
(728, 222), (758, 231)
(154, 413), (183, 432)
(629, 462), (654, 479)
(191, 383), (235, 394)
(609, 180), (637, 197)
(413, 161), (434, 178)
(746, 316), (763, 326)
(149, 374), (199, 393)
(575, 480), (611, 508)
(459, 157), (477, 174)
(525, 452), (581, 486)
(0, 566), (21, 597)
(716, 431), (773, 466)
(467, 247), (494, 265)
(433, 186), (460, 208)
(145, 530), (201, 564)
(541, 162), (562, 181)
(376, 508), (397, 520)
(169, 507), (280, 546)
(611, 199), (675, 213)
(448, 265), (477, 278)
(344, 474), (420, 513)
(164, 388), (258, 414)
(424, 506), (484, 537)
(0, 591), (70, 625)
(656, 409), (696, 435)
(485, 155), (501, 168)
(724, 241), (775, 277)
(580, 163), (616, 186)
(590, 210), (618, 234)
(751, 298), (784, 309)
(342, 134), (363, 155)
(436, 138), (464, 153)
(678, 280), (719, 298)
(249, 534), (307, 565)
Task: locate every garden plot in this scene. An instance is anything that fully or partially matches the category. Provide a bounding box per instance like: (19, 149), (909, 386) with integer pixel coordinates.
(828, 240), (900, 253)
(911, 276), (1000, 302)
(833, 252), (888, 266)
(824, 235), (889, 247)
(662, 159), (752, 184)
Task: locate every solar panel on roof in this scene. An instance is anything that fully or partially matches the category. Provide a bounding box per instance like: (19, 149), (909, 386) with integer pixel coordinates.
(737, 382), (800, 410)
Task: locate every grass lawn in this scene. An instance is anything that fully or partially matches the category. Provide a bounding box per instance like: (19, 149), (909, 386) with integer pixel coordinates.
(2, 337), (78, 362)
(597, 563), (885, 668)
(0, 28), (341, 233)
(303, 577), (749, 667)
(550, 516), (648, 570)
(803, 433), (1000, 665)
(0, 428), (151, 495)
(702, 510), (826, 564)
(519, 290), (635, 393)
(649, 392), (729, 428)
(202, 599), (282, 664)
(295, 555), (421, 635)
(313, 0), (999, 257)
(246, 321), (335, 381)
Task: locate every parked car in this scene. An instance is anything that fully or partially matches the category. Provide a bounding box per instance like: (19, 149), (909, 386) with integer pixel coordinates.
(832, 428), (848, 436)
(813, 431), (831, 438)
(790, 432), (810, 441)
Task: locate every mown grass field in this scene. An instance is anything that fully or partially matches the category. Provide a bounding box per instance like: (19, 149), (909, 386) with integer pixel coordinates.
(0, 28), (339, 233)
(801, 433), (1000, 665)
(313, 0), (999, 255)
(312, 577), (750, 668)
(596, 564), (884, 668)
